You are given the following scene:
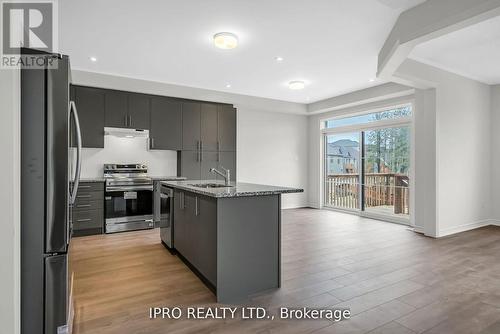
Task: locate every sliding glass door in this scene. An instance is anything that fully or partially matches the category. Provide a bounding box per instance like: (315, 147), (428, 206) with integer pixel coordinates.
(363, 126), (410, 218)
(323, 105), (412, 222)
(324, 133), (360, 210)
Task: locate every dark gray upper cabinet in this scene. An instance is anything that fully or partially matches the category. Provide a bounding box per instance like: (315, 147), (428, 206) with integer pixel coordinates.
(104, 90), (128, 128)
(218, 151), (236, 181)
(182, 102), (201, 150)
(73, 86), (105, 148)
(128, 93), (150, 130)
(150, 97), (182, 150)
(105, 90), (150, 129)
(218, 105), (236, 151)
(200, 103), (218, 151)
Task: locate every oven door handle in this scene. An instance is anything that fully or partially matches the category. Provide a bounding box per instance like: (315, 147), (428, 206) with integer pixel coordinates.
(106, 185), (153, 192)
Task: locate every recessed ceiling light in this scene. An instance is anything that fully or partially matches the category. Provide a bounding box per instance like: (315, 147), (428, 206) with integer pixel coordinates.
(225, 83), (232, 88)
(125, 135), (133, 138)
(275, 56), (284, 62)
(213, 32), (238, 49)
(369, 78), (376, 82)
(288, 80), (305, 90)
(89, 56), (97, 62)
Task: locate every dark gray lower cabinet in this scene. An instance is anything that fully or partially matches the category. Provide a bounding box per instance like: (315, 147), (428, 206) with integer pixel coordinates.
(71, 182), (104, 237)
(173, 190), (217, 286)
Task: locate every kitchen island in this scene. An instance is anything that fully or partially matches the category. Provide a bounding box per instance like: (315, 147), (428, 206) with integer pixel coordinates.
(160, 180), (303, 303)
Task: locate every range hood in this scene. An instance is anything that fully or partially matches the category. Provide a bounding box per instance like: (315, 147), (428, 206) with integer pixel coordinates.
(104, 127), (149, 138)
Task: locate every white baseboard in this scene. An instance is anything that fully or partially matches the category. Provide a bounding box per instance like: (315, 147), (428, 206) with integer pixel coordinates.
(412, 226), (424, 234)
(438, 219), (496, 237)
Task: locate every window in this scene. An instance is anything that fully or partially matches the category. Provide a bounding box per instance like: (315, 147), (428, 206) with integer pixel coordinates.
(324, 105), (412, 129)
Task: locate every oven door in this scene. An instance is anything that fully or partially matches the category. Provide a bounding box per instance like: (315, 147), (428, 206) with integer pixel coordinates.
(105, 186), (153, 233)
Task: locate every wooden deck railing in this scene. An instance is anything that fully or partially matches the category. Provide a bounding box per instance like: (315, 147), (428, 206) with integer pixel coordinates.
(326, 173), (409, 215)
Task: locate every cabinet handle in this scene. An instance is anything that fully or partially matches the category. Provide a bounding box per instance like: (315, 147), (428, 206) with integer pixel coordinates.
(79, 185), (91, 189)
(217, 141), (220, 151)
(77, 195), (91, 198)
(179, 192), (185, 209)
(77, 204), (91, 208)
(150, 137), (154, 149)
(124, 115), (128, 127)
(76, 218), (92, 222)
(129, 115), (132, 127)
(195, 197), (199, 216)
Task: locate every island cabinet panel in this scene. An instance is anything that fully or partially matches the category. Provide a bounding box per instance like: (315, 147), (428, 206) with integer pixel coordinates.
(127, 93), (150, 130)
(216, 194), (281, 303)
(150, 97), (182, 150)
(73, 86), (105, 148)
(173, 190), (193, 262)
(200, 103), (218, 152)
(193, 196), (217, 285)
(104, 90), (128, 128)
(173, 190), (217, 286)
(217, 105), (236, 151)
(182, 102), (201, 151)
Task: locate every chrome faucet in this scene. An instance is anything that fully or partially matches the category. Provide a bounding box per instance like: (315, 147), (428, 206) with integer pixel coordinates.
(210, 167), (231, 186)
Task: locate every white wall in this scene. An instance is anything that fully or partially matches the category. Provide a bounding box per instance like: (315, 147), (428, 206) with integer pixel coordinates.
(396, 59), (492, 236)
(78, 135), (177, 178)
(72, 71), (309, 208)
(491, 85), (500, 223)
(0, 69), (20, 334)
(237, 108), (309, 208)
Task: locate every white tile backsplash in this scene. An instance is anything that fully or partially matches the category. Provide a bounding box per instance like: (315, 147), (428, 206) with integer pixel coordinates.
(75, 135), (177, 178)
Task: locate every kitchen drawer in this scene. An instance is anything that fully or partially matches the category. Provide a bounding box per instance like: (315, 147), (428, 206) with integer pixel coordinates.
(72, 199), (103, 211)
(71, 209), (103, 230)
(75, 190), (103, 202)
(76, 182), (104, 193)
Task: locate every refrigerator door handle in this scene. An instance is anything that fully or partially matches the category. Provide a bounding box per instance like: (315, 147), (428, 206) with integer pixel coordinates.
(70, 100), (82, 205)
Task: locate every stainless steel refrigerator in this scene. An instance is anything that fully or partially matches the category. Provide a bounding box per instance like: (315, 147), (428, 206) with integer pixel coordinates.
(21, 50), (82, 334)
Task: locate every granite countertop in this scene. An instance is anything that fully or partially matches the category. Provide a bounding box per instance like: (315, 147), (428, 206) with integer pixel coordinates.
(150, 176), (187, 181)
(160, 180), (303, 198)
(79, 176), (186, 183)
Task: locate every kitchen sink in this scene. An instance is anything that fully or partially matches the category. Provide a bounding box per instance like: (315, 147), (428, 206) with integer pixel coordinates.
(189, 183), (233, 189)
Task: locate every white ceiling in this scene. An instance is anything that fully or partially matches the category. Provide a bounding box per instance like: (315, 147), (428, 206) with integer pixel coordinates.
(59, 0), (425, 103)
(409, 15), (500, 85)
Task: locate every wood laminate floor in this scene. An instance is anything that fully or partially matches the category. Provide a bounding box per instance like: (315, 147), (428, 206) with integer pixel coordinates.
(70, 209), (500, 334)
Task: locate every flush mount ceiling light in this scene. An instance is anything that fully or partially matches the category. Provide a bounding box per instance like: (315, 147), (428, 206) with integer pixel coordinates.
(288, 80), (305, 90)
(213, 32), (238, 49)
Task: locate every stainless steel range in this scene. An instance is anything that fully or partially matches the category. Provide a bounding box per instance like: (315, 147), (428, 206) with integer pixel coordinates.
(104, 164), (154, 233)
